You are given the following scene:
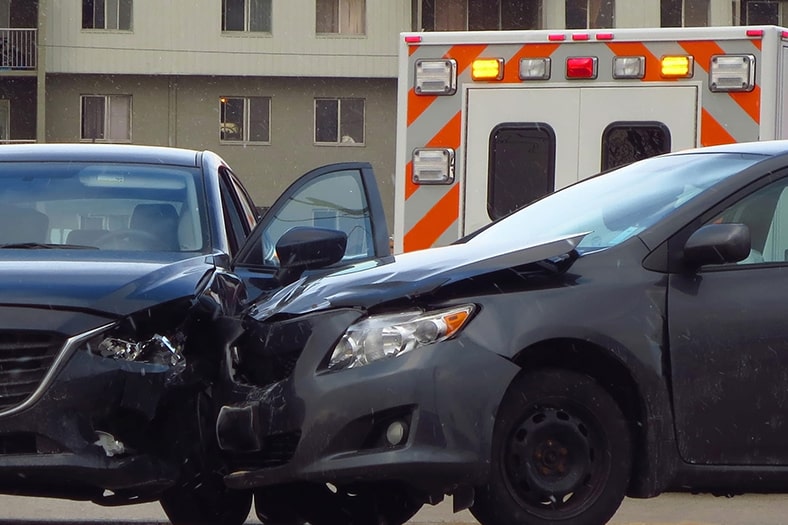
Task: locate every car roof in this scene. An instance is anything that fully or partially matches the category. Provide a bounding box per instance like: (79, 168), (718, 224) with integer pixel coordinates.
(669, 139), (788, 157)
(0, 143), (201, 167)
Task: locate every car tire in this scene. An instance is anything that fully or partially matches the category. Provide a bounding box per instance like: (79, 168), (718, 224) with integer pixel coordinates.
(471, 368), (632, 525)
(160, 479), (252, 525)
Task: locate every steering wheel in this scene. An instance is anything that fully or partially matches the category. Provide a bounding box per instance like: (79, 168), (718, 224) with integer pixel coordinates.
(95, 229), (165, 250)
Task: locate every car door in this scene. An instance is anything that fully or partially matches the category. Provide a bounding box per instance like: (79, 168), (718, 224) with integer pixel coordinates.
(232, 162), (390, 300)
(668, 172), (788, 466)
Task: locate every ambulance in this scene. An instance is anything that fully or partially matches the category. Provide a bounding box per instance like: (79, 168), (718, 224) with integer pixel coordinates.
(394, 25), (788, 253)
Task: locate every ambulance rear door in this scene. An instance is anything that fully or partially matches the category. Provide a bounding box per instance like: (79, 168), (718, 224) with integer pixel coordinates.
(462, 84), (698, 235)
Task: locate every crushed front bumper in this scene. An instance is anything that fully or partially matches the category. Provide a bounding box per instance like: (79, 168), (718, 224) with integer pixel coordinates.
(217, 308), (519, 495)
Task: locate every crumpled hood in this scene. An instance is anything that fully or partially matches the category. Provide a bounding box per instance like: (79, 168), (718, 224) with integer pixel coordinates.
(0, 251), (214, 318)
(250, 232), (587, 320)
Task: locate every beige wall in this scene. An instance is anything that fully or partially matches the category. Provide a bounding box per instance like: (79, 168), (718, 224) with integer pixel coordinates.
(45, 74), (397, 231)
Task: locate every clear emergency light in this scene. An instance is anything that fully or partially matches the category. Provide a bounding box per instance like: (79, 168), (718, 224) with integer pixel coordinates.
(709, 54), (755, 92)
(415, 59), (457, 95)
(520, 58), (551, 80)
(613, 56), (645, 79)
(566, 57), (597, 79)
(472, 58), (504, 80)
(412, 148), (455, 185)
(660, 56), (693, 78)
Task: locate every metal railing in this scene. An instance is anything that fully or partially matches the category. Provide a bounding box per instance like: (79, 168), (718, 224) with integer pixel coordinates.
(0, 28), (36, 70)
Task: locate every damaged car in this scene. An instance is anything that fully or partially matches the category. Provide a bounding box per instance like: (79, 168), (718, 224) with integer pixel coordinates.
(216, 139), (788, 525)
(0, 143), (389, 525)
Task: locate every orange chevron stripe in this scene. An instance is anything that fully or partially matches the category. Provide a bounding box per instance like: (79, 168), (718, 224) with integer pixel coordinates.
(701, 108), (735, 146)
(502, 43), (561, 82)
(427, 111), (462, 148)
(407, 44), (487, 126)
(606, 42), (667, 82)
(404, 183), (460, 252)
(408, 44), (419, 57)
(405, 161), (417, 200)
(680, 40), (760, 125)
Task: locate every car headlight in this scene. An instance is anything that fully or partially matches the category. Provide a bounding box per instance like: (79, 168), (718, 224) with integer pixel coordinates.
(327, 304), (476, 371)
(78, 301), (191, 366)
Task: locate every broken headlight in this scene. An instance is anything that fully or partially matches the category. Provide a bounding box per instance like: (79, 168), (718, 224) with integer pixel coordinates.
(79, 302), (190, 366)
(327, 304), (476, 371)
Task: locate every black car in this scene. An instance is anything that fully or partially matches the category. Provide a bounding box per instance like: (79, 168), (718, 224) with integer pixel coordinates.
(215, 139), (788, 525)
(0, 144), (390, 524)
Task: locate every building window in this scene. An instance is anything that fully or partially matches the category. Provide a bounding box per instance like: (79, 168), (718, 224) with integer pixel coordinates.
(420, 0), (542, 31)
(316, 0), (366, 34)
(741, 0), (788, 24)
(566, 0), (615, 29)
(82, 0), (132, 30)
(314, 98), (364, 145)
(222, 0), (272, 32)
(81, 95), (131, 142)
(220, 96), (271, 143)
(661, 0), (709, 26)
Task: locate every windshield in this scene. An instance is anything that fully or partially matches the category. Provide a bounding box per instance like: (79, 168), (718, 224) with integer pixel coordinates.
(468, 152), (767, 252)
(0, 162), (206, 252)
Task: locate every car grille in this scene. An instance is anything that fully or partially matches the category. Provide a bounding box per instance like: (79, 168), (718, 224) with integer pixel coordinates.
(0, 332), (63, 412)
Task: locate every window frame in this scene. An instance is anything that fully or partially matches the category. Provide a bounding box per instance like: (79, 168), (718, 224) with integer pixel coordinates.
(79, 94), (132, 143)
(661, 0), (710, 27)
(221, 0), (272, 33)
(487, 123), (556, 221)
(741, 0), (788, 25)
(219, 96), (272, 145)
(81, 0), (133, 31)
(315, 0), (367, 35)
(566, 0), (615, 29)
(420, 0), (543, 31)
(313, 98), (365, 146)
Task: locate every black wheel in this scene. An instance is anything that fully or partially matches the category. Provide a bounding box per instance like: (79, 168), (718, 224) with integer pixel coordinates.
(158, 392), (253, 525)
(471, 368), (632, 525)
(160, 477), (252, 525)
(255, 482), (422, 525)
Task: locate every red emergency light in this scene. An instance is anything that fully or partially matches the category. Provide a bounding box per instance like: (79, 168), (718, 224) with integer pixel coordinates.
(572, 33), (590, 41)
(566, 57), (597, 79)
(404, 35), (422, 43)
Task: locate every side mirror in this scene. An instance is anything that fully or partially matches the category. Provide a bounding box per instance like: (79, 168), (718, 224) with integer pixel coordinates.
(683, 223), (751, 268)
(274, 227), (347, 286)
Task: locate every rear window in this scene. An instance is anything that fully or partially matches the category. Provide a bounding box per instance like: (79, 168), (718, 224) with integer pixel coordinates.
(602, 122), (671, 171)
(488, 123), (555, 220)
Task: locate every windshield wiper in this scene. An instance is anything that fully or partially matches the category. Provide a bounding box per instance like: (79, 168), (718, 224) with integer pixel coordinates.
(0, 243), (98, 250)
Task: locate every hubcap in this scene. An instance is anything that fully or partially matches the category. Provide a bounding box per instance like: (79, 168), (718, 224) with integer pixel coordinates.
(505, 406), (596, 509)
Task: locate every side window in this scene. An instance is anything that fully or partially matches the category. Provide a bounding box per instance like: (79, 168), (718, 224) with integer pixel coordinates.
(222, 0), (272, 33)
(82, 0), (132, 30)
(220, 96), (271, 143)
(314, 98), (364, 145)
(488, 124), (555, 220)
(316, 0), (366, 35)
(566, 0), (614, 29)
(252, 169), (374, 267)
(80, 94), (132, 142)
(219, 170), (251, 255)
(710, 178), (788, 265)
(661, 0), (710, 27)
(602, 122), (671, 172)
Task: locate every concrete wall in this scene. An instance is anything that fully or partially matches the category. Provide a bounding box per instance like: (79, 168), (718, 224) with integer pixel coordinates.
(45, 74), (397, 229)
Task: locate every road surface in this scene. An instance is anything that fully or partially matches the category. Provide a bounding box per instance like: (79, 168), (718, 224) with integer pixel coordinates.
(0, 493), (785, 524)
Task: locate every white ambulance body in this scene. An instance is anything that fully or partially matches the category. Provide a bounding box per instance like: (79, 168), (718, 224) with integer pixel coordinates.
(394, 25), (788, 253)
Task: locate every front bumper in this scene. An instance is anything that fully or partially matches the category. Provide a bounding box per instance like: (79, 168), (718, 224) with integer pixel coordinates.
(217, 308), (519, 494)
(0, 346), (185, 501)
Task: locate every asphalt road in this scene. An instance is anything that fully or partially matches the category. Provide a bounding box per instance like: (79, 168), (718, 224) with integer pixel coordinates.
(0, 493), (786, 524)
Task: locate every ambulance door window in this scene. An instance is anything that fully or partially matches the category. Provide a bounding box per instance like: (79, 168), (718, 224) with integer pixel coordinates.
(601, 122), (671, 172)
(488, 124), (555, 220)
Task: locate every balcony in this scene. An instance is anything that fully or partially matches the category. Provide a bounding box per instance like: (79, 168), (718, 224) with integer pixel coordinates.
(0, 28), (36, 70)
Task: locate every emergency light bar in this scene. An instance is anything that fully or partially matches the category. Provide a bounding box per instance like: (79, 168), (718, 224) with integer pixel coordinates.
(710, 54), (755, 92)
(412, 148), (455, 185)
(414, 59), (457, 95)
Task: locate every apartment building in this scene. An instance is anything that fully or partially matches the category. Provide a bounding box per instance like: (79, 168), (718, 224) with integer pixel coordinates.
(0, 0), (786, 219)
